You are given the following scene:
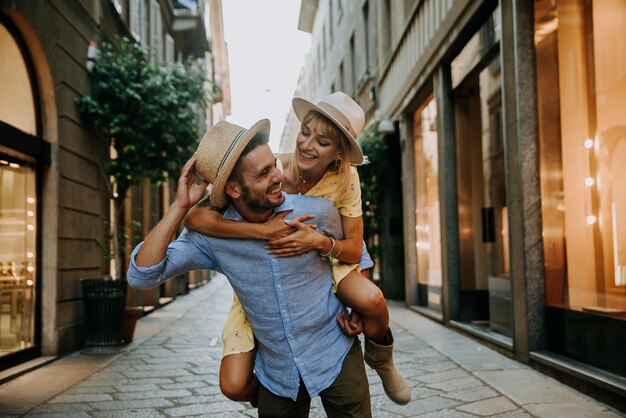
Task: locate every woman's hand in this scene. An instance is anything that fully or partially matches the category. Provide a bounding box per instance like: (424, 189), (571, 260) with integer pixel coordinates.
(265, 218), (322, 257)
(262, 212), (316, 241)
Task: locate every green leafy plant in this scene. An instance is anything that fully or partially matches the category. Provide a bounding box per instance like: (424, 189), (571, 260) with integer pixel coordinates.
(75, 37), (208, 278)
(358, 121), (390, 265)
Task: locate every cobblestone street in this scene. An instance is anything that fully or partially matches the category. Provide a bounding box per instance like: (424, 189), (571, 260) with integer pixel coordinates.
(0, 274), (622, 417)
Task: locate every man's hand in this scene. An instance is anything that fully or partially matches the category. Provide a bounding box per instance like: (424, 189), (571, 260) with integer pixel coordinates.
(336, 311), (363, 336)
(135, 156), (208, 267)
(176, 156), (209, 211)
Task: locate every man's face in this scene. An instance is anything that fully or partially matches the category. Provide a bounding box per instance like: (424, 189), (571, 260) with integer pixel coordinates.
(232, 144), (285, 212)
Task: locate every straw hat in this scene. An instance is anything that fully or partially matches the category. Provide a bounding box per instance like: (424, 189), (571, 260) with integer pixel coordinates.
(195, 119), (271, 208)
(292, 92), (365, 164)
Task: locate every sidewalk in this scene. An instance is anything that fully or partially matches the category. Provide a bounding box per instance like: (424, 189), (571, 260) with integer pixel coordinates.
(0, 274), (622, 418)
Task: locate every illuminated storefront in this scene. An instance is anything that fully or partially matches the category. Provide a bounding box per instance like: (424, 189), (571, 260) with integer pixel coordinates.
(535, 0), (626, 377)
(0, 17), (42, 366)
(383, 0), (625, 405)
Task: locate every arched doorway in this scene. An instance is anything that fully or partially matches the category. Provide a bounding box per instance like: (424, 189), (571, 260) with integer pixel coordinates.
(0, 15), (47, 369)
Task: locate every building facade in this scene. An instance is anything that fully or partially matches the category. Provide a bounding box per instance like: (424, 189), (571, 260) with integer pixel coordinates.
(290, 0), (625, 408)
(0, 0), (229, 372)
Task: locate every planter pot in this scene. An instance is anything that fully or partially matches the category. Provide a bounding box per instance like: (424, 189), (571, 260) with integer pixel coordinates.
(81, 278), (127, 346)
(123, 307), (144, 343)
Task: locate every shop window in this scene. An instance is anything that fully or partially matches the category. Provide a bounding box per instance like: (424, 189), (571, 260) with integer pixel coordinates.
(0, 19), (40, 361)
(0, 155), (37, 356)
(412, 95), (442, 312)
(451, 7), (511, 339)
(535, 0), (626, 375)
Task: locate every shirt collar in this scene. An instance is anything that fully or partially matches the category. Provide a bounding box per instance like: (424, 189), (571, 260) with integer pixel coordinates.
(222, 192), (293, 222)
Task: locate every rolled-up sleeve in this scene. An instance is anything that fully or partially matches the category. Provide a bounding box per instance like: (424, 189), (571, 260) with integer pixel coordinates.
(127, 229), (216, 289)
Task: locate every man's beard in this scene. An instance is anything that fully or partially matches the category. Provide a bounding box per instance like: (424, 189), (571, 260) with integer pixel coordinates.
(240, 182), (280, 211)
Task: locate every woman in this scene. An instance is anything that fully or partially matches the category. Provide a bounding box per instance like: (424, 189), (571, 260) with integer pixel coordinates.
(187, 92), (411, 405)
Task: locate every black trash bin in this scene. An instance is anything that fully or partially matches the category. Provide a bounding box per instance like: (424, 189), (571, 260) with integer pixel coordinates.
(81, 278), (127, 346)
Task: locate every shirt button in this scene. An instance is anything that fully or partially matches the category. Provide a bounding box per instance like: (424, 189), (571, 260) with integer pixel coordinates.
(288, 333), (292, 338)
(281, 309), (286, 313)
(276, 284), (281, 289)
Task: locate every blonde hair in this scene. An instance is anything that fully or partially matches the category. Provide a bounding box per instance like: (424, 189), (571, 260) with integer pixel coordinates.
(288, 111), (354, 195)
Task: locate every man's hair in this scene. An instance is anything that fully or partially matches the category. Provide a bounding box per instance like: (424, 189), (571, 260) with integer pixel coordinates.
(228, 133), (269, 183)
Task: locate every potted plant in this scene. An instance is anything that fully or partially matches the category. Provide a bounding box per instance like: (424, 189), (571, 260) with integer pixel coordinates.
(75, 37), (208, 345)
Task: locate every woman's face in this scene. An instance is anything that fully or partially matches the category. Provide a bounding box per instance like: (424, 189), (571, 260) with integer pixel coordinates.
(295, 116), (342, 174)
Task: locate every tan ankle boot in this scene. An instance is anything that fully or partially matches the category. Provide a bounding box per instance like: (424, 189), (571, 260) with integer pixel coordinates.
(364, 329), (411, 405)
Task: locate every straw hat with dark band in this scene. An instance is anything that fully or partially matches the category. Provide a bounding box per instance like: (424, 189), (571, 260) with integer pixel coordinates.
(195, 119), (271, 208)
(292, 92), (365, 164)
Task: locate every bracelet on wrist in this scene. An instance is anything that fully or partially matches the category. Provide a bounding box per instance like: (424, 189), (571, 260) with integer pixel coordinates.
(333, 239), (343, 259)
(320, 236), (335, 258)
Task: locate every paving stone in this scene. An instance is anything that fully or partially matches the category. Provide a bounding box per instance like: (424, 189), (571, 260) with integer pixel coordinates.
(28, 403), (92, 413)
(48, 393), (113, 403)
(158, 380), (207, 390)
(417, 408), (477, 417)
(457, 396), (519, 416)
(174, 374), (215, 383)
(121, 369), (192, 379)
(192, 385), (223, 396)
(492, 409), (534, 418)
(0, 405), (34, 415)
(524, 401), (623, 418)
(90, 409), (166, 418)
(64, 385), (117, 395)
(23, 412), (91, 418)
(113, 389), (192, 400)
(163, 400), (246, 416)
(476, 369), (599, 407)
(383, 395), (462, 416)
(420, 360), (461, 373)
(114, 384), (162, 393)
(169, 394), (225, 404)
(413, 368), (470, 384)
(130, 362), (193, 371)
(88, 398), (174, 411)
(427, 375), (484, 392)
(442, 386), (499, 402)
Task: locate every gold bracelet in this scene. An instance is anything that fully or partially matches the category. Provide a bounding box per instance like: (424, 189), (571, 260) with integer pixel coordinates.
(320, 236), (335, 258)
(333, 240), (343, 259)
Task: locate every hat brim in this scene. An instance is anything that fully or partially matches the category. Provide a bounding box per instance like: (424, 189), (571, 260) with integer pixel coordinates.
(292, 98), (364, 164)
(208, 119), (271, 208)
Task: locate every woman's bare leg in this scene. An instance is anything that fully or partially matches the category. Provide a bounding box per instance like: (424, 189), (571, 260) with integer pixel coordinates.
(335, 269), (389, 344)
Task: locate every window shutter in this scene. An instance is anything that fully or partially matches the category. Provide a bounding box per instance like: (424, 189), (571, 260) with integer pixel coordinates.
(130, 0), (142, 42)
(150, 0), (163, 64)
(165, 33), (175, 63)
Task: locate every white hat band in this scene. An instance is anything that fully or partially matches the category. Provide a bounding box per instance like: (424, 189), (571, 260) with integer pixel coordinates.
(318, 102), (356, 138)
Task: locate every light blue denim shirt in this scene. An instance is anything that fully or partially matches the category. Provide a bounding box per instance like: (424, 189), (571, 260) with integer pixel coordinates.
(128, 193), (363, 400)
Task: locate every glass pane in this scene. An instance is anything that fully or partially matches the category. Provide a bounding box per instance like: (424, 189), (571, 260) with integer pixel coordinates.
(0, 23), (36, 135)
(454, 44), (510, 336)
(413, 95), (442, 311)
(536, 0), (626, 316)
(0, 157), (37, 355)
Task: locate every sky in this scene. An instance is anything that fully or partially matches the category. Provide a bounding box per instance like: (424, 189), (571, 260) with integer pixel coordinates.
(221, 0), (311, 150)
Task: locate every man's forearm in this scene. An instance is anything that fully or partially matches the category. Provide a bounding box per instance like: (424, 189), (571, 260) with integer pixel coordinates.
(135, 202), (189, 267)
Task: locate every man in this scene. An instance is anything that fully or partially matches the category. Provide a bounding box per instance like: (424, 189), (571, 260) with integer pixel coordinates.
(127, 119), (371, 417)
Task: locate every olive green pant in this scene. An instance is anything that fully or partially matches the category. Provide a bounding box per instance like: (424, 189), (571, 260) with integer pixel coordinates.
(257, 339), (371, 418)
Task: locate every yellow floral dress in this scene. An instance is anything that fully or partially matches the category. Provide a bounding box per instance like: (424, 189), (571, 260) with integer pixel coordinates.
(221, 165), (363, 357)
